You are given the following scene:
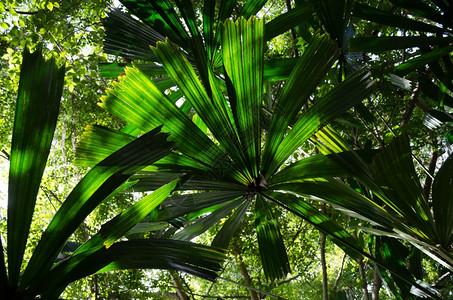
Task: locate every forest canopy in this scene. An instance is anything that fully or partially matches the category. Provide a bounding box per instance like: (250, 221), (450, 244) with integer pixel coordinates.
(0, 0), (452, 299)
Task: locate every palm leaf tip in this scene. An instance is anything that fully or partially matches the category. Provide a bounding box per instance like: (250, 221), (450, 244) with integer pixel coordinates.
(255, 196), (290, 281)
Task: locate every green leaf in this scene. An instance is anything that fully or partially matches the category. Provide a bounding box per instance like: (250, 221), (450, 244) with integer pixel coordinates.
(353, 3), (446, 34)
(76, 125), (135, 166)
(270, 154), (348, 184)
(103, 9), (163, 60)
(174, 0), (198, 39)
(432, 154), (453, 247)
(222, 17), (264, 180)
(100, 66), (225, 172)
(240, 0), (267, 18)
(272, 178), (395, 228)
(21, 127), (172, 291)
(132, 173), (247, 192)
(75, 179), (179, 255)
(120, 0), (190, 48)
(313, 126), (378, 188)
(266, 69), (374, 176)
(419, 76), (453, 108)
(174, 0), (212, 90)
(350, 36), (453, 53)
(375, 237), (414, 299)
(33, 180), (179, 296)
(99, 62), (167, 78)
(42, 239), (226, 298)
(371, 135), (434, 239)
(265, 4), (313, 41)
(429, 58), (453, 92)
(262, 35), (339, 176)
(316, 0), (353, 45)
(153, 39), (248, 181)
(395, 45), (453, 76)
(173, 198), (243, 241)
(212, 200), (250, 249)
(263, 57), (298, 81)
(77, 126), (208, 173)
(7, 48), (65, 285)
(255, 195), (290, 281)
(126, 222), (169, 235)
(203, 0), (215, 58)
(263, 191), (362, 260)
(153, 190), (244, 221)
(266, 192), (440, 298)
(389, 0), (445, 25)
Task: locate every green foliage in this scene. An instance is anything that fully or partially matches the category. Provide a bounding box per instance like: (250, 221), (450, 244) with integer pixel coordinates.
(1, 49), (226, 299)
(1, 0), (452, 298)
(79, 0), (378, 286)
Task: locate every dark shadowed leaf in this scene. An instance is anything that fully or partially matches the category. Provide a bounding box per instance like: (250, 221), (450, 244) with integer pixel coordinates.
(21, 127), (172, 291)
(42, 239), (226, 298)
(432, 154), (453, 247)
(7, 49), (65, 285)
(255, 195), (290, 281)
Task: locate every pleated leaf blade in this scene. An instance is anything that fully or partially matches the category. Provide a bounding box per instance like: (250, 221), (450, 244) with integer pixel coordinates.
(267, 69), (374, 176)
(255, 195), (290, 281)
(21, 127), (172, 290)
(42, 239), (226, 298)
(7, 49), (65, 285)
(222, 17), (264, 180)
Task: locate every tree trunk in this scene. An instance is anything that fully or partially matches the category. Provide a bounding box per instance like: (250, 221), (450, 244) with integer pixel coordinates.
(372, 265), (382, 300)
(233, 239), (260, 300)
(170, 271), (190, 300)
(92, 274), (99, 300)
(320, 231), (329, 300)
(358, 260), (370, 300)
(400, 82), (420, 127)
(319, 203), (329, 300)
(333, 253), (346, 293)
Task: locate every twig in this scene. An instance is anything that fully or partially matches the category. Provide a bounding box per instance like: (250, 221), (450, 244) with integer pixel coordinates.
(422, 149), (438, 201)
(218, 276), (286, 300)
(0, 150), (9, 160)
(14, 10), (39, 15)
(277, 274), (301, 286)
(40, 186), (59, 212)
(333, 253), (347, 292)
(400, 82), (420, 128)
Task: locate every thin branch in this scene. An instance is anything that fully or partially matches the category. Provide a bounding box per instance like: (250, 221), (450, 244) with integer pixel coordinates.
(333, 253), (347, 292)
(277, 274), (301, 286)
(40, 186), (63, 205)
(40, 188), (58, 212)
(206, 261), (231, 296)
(218, 276), (286, 300)
(358, 259), (370, 300)
(422, 149), (438, 202)
(0, 150), (10, 160)
(14, 10), (39, 15)
(180, 291), (249, 299)
(400, 82), (420, 128)
(232, 239), (259, 300)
